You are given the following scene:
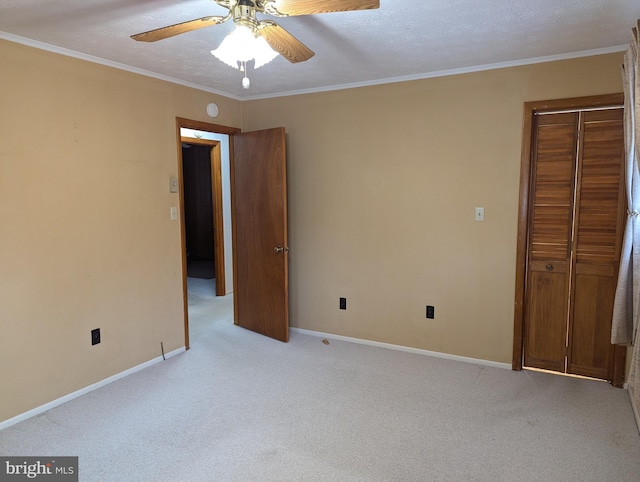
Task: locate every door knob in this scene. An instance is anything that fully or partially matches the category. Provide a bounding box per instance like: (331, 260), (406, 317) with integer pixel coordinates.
(546, 264), (554, 271)
(274, 246), (284, 254)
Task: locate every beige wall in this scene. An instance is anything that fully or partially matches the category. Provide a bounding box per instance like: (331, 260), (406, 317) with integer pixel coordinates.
(0, 39), (241, 422)
(242, 53), (624, 364)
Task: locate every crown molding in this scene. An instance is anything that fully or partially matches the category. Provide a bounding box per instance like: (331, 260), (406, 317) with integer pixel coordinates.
(1, 31), (626, 102)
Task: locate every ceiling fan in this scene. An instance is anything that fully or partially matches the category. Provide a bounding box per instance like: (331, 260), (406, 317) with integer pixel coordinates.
(132, 0), (380, 88)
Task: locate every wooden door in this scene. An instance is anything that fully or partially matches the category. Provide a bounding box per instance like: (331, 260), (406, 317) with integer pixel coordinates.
(524, 112), (578, 372)
(231, 127), (289, 342)
(568, 109), (625, 378)
(523, 108), (625, 380)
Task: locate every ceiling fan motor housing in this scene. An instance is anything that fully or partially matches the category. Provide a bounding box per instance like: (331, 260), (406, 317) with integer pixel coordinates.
(234, 0), (258, 30)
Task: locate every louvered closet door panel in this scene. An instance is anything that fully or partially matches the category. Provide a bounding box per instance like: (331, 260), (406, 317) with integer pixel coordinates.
(524, 261), (570, 371)
(528, 113), (578, 261)
(524, 113), (578, 372)
(568, 109), (624, 379)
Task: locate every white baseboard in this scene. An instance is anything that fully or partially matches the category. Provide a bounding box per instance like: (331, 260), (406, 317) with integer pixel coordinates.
(290, 327), (511, 370)
(0, 347), (186, 431)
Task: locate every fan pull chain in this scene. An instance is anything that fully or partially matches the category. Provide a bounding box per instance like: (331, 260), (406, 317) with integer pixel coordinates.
(241, 61), (250, 89)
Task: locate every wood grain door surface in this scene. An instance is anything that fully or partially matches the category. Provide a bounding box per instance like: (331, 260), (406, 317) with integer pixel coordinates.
(524, 109), (624, 379)
(232, 127), (289, 342)
(568, 109), (625, 379)
(524, 113), (578, 372)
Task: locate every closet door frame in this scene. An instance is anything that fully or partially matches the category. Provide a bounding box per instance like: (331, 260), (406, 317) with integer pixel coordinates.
(512, 93), (626, 387)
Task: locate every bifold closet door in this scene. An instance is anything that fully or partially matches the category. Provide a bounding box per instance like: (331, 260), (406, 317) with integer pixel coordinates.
(568, 109), (625, 379)
(523, 112), (578, 372)
(523, 108), (624, 379)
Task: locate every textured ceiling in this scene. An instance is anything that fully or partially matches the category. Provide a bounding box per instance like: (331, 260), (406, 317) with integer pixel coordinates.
(0, 1), (638, 100)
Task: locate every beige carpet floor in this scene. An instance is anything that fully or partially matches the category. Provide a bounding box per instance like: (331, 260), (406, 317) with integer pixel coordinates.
(1, 278), (639, 481)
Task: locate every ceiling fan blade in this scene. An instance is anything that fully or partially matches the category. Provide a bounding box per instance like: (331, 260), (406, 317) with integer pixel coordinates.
(270, 0), (379, 16)
(131, 16), (227, 42)
(258, 22), (315, 63)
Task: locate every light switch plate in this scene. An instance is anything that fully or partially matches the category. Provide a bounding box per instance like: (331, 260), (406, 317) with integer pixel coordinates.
(170, 207), (178, 221)
(475, 207), (485, 222)
(169, 177), (179, 193)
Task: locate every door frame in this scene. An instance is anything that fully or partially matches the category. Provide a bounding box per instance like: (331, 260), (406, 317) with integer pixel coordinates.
(175, 117), (240, 350)
(512, 93), (627, 386)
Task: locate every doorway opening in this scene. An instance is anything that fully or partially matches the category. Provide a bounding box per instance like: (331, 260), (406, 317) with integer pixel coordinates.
(176, 119), (290, 346)
(176, 118), (240, 349)
(182, 141), (221, 286)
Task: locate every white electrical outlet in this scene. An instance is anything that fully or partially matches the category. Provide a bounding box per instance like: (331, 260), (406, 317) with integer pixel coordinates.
(475, 207), (485, 222)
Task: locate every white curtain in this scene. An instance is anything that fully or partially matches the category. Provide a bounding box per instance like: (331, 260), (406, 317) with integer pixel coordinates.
(612, 23), (640, 346)
(612, 22), (640, 407)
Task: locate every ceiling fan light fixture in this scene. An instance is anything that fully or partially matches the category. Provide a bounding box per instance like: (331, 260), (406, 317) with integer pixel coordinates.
(211, 25), (278, 70)
(253, 35), (279, 69)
